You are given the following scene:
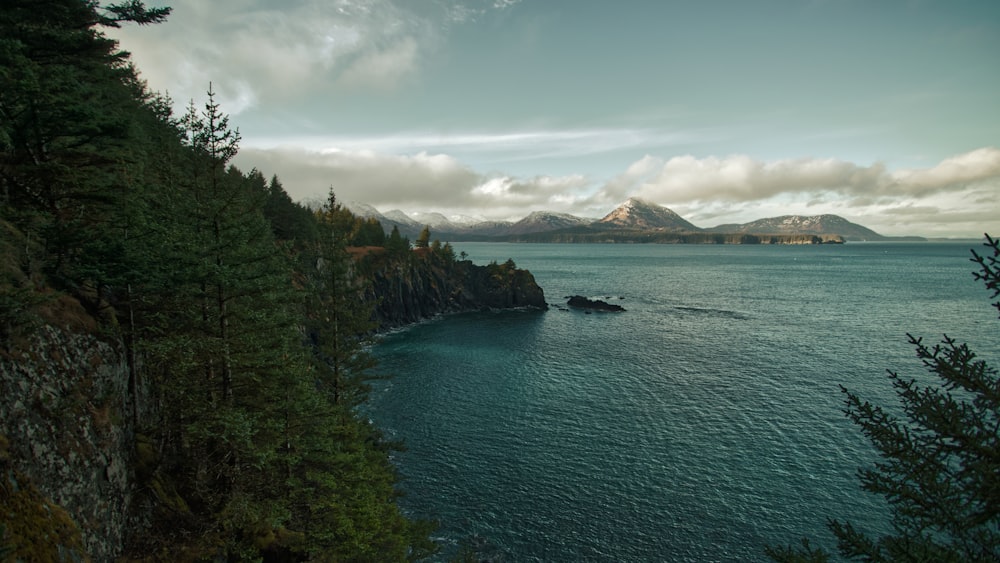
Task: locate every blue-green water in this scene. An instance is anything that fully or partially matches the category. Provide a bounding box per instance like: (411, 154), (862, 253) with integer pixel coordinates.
(369, 242), (997, 562)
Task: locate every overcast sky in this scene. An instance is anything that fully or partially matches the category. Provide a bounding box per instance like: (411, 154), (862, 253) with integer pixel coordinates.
(109, 0), (999, 237)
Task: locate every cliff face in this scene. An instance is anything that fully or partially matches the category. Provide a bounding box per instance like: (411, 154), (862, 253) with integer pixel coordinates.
(363, 252), (547, 330)
(0, 320), (148, 560)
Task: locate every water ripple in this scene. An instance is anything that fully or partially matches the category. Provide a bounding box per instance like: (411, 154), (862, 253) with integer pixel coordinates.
(370, 242), (997, 562)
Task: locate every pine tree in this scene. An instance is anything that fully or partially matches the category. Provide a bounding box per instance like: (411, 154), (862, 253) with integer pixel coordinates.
(0, 0), (169, 286)
(134, 86), (307, 548)
(309, 189), (379, 408)
(415, 225), (431, 248)
(1, 0), (175, 425)
(386, 225), (410, 256)
(2, 5), (438, 558)
(261, 173), (317, 245)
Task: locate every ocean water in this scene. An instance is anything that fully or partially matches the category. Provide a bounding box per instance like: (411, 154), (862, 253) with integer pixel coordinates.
(368, 241), (998, 562)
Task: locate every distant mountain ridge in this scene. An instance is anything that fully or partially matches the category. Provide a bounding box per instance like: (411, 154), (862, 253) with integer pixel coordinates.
(706, 214), (888, 241)
(345, 198), (922, 242)
(508, 211), (591, 235)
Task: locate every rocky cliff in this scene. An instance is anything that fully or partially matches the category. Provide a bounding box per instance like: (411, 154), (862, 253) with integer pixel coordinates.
(0, 312), (149, 560)
(361, 249), (547, 330)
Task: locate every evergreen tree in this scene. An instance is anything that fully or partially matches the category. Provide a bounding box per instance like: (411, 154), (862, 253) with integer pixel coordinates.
(386, 225), (410, 256)
(351, 216), (386, 247)
(415, 225), (431, 248)
(1, 4), (437, 559)
(261, 173), (318, 245)
(0, 0), (163, 287)
(1, 0), (176, 427)
(137, 86), (306, 551)
(309, 189), (379, 408)
(768, 235), (1000, 562)
(441, 242), (457, 263)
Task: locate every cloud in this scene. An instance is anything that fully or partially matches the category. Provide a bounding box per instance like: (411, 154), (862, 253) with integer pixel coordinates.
(889, 148), (1000, 196)
(472, 174), (590, 204)
(443, 0), (523, 24)
(602, 147), (1000, 208)
(336, 37), (420, 90)
(237, 147), (479, 207)
(108, 0), (434, 112)
(592, 148), (1000, 236)
(243, 127), (705, 171)
(234, 146), (589, 217)
(235, 144), (1000, 236)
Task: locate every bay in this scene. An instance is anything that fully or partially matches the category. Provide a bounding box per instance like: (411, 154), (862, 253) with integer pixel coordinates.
(368, 241), (997, 562)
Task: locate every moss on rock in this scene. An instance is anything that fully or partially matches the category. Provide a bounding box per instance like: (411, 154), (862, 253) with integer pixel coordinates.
(1, 451), (89, 562)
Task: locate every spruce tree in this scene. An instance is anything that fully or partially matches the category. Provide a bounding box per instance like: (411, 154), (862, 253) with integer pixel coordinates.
(386, 225), (410, 256)
(309, 189), (379, 408)
(1, 0), (134, 285)
(134, 86), (305, 549)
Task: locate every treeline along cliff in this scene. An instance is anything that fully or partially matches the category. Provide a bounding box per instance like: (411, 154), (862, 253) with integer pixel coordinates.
(0, 2), (543, 560)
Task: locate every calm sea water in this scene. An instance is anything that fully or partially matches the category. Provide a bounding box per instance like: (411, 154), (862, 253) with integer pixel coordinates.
(368, 241), (997, 562)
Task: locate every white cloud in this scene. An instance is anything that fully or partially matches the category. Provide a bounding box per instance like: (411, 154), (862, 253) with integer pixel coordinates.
(888, 147), (1000, 196)
(236, 147), (479, 206)
(603, 148), (1000, 206)
(108, 0), (432, 113)
(471, 174), (589, 202)
(595, 148), (1000, 236)
(243, 127), (702, 169)
(235, 144), (1000, 237)
(234, 146), (590, 216)
(336, 37), (420, 90)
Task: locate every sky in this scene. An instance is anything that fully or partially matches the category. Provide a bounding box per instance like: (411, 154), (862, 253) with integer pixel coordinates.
(107, 0), (1000, 237)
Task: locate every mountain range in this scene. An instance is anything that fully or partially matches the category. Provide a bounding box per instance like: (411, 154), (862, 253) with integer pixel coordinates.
(346, 197), (923, 242)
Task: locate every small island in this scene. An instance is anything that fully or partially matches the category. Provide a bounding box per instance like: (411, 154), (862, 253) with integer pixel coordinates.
(566, 295), (626, 312)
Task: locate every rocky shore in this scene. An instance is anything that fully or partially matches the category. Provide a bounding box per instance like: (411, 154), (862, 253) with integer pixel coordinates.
(359, 250), (548, 330)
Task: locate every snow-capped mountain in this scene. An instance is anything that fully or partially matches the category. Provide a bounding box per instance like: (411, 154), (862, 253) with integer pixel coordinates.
(379, 209), (422, 229)
(597, 197), (701, 232)
(344, 198), (910, 241)
(507, 211), (592, 235)
(707, 214), (889, 241)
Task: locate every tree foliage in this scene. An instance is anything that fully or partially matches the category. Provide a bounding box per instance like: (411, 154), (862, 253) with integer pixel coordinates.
(0, 2), (435, 560)
(309, 189), (379, 409)
(415, 225), (431, 248)
(768, 234), (1000, 562)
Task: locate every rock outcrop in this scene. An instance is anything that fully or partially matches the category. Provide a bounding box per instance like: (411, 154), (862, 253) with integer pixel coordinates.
(363, 252), (547, 330)
(566, 295), (626, 312)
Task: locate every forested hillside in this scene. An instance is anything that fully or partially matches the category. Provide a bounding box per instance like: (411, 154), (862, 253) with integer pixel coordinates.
(0, 2), (450, 559)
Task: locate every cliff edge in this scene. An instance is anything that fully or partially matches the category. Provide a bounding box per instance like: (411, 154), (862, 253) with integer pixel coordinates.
(358, 249), (547, 330)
